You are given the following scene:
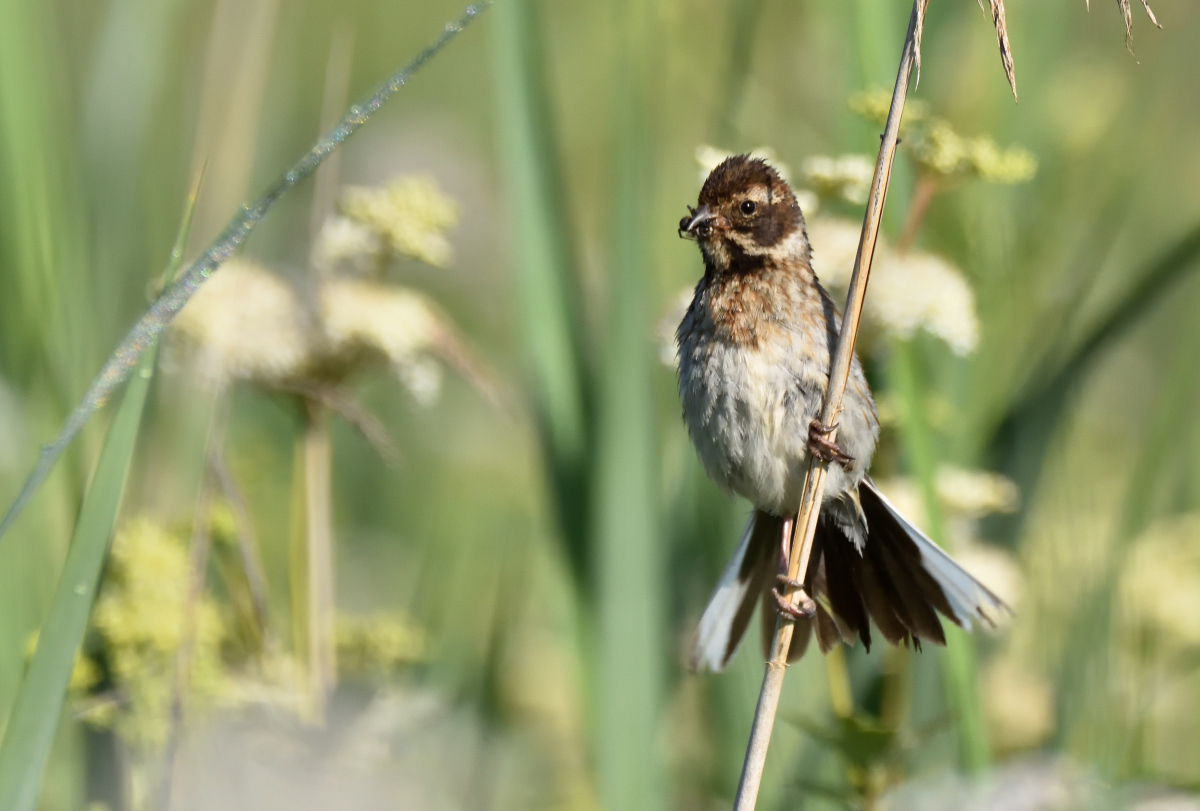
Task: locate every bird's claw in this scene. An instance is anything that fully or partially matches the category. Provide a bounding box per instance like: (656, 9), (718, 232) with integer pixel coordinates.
(773, 573), (816, 621)
(776, 573), (804, 590)
(772, 587), (816, 620)
(808, 419), (853, 467)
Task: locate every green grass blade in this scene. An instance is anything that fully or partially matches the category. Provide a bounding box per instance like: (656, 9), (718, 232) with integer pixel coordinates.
(711, 0), (767, 144)
(0, 165), (202, 811)
(593, 0), (663, 807)
(890, 341), (990, 773)
(489, 0), (593, 588)
(0, 342), (156, 811)
(1053, 312), (1200, 773)
(0, 2), (492, 545)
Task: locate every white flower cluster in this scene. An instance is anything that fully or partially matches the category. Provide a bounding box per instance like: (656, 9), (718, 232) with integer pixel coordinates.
(313, 175), (458, 275)
(1121, 513), (1200, 652)
(807, 216), (980, 356)
(866, 250), (979, 357)
(173, 260), (453, 406)
(172, 175), (485, 409)
(319, 278), (450, 406)
(173, 260), (314, 386)
(802, 154), (873, 205)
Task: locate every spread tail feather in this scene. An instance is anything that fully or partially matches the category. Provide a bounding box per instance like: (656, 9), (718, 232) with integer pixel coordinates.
(859, 478), (1011, 632)
(689, 481), (1010, 672)
(689, 510), (780, 673)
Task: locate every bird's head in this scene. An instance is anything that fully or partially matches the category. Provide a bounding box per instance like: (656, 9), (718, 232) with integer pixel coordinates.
(679, 155), (809, 273)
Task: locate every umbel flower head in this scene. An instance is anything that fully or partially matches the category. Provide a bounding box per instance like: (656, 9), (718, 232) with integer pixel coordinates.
(172, 259), (314, 386)
(1121, 513), (1200, 654)
(802, 154), (874, 205)
(850, 90), (1037, 184)
(312, 174), (458, 275)
(806, 217), (981, 356)
(334, 175), (458, 270)
(172, 176), (492, 408)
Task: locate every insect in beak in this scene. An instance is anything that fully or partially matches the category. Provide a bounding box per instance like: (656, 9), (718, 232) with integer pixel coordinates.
(679, 204), (716, 240)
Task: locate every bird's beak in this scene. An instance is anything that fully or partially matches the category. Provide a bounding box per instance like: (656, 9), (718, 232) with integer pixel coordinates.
(679, 205), (717, 240)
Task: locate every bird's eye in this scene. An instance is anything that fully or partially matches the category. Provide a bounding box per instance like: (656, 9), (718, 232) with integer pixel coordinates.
(740, 200), (757, 215)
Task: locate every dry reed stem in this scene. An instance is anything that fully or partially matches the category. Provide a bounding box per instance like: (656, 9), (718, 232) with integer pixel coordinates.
(979, 0), (1018, 100)
(730, 3), (925, 809)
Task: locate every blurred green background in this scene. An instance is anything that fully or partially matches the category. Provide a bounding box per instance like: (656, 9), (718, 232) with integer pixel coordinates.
(2, 0), (1200, 809)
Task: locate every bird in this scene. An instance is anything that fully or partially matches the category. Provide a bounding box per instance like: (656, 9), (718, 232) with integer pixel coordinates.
(675, 154), (1008, 672)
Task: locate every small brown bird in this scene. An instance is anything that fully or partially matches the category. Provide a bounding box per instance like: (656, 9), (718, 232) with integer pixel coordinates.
(676, 155), (1007, 672)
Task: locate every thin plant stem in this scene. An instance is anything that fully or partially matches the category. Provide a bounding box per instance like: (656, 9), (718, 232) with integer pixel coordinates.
(210, 449), (274, 648)
(824, 648), (854, 720)
(0, 1), (492, 543)
(308, 25), (356, 245)
(895, 173), (938, 253)
(288, 433), (312, 716)
(158, 393), (228, 810)
(304, 401), (337, 705)
(731, 3), (924, 808)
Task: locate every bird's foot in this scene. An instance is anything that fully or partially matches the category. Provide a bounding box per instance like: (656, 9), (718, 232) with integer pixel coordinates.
(772, 575), (816, 620)
(808, 419), (853, 467)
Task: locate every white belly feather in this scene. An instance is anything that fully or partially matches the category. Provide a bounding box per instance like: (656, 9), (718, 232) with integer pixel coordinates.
(679, 336), (814, 514)
(678, 330), (876, 515)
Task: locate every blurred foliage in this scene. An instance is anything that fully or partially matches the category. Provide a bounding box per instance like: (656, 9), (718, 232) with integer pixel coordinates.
(0, 0), (1199, 809)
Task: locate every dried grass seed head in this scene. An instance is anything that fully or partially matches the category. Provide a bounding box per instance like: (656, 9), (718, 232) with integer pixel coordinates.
(1114, 0), (1162, 54)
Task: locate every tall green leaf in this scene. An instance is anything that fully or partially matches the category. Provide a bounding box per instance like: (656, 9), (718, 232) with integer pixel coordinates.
(0, 344), (156, 811)
(489, 0), (594, 589)
(0, 166), (202, 811)
(594, 0), (663, 806)
(890, 340), (990, 773)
